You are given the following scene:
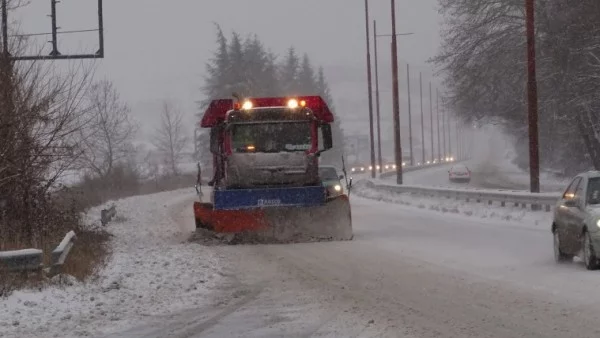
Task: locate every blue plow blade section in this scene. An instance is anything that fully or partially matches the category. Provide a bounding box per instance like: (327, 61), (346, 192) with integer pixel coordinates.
(212, 186), (326, 210)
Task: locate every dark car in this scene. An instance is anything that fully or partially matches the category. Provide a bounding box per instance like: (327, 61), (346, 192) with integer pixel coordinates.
(319, 165), (351, 198)
(448, 164), (471, 183)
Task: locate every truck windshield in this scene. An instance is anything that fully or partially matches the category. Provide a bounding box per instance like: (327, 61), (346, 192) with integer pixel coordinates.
(231, 122), (311, 153)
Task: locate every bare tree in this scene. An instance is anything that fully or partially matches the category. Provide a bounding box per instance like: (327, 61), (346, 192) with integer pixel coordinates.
(76, 79), (138, 179)
(0, 30), (96, 247)
(152, 101), (189, 176)
(432, 0), (600, 174)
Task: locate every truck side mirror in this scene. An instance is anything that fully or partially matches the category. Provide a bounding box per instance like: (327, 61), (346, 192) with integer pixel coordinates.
(320, 124), (333, 150)
(210, 127), (220, 154)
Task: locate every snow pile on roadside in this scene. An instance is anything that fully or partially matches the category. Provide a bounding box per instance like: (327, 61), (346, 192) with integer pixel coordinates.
(353, 180), (552, 230)
(0, 189), (224, 338)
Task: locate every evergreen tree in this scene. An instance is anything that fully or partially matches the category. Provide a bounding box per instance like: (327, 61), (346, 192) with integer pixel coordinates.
(278, 47), (300, 95)
(242, 35), (279, 97)
(199, 24), (230, 110)
(226, 32), (247, 97)
(297, 53), (316, 93)
(315, 66), (346, 168)
(196, 25), (229, 163)
(262, 52), (280, 96)
(316, 66), (334, 109)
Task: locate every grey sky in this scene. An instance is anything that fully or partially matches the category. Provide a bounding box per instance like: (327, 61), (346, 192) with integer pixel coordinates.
(15, 0), (443, 153)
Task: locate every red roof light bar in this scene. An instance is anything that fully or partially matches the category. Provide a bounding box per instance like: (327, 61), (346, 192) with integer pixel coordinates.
(200, 96), (334, 128)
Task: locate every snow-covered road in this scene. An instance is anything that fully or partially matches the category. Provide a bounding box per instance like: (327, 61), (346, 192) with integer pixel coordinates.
(377, 125), (571, 192)
(381, 160), (569, 192)
(97, 190), (600, 338)
(1, 164), (590, 338)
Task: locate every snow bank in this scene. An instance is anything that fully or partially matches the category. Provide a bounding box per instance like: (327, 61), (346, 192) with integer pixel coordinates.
(353, 180), (552, 230)
(0, 189), (224, 338)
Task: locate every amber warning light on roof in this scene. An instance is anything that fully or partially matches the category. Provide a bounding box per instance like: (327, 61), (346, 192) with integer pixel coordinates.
(239, 98), (307, 110)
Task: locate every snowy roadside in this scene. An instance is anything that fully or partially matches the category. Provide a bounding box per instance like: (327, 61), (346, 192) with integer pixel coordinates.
(1, 189), (225, 338)
(353, 180), (552, 230)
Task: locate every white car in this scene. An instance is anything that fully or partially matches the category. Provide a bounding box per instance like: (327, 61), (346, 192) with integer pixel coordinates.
(448, 164), (471, 183)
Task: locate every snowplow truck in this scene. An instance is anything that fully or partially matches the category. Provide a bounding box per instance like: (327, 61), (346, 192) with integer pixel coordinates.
(193, 96), (353, 243)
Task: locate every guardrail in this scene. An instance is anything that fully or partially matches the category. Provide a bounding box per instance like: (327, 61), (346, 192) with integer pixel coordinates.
(50, 230), (77, 275)
(101, 205), (117, 226)
(0, 249), (43, 272)
(0, 230), (77, 276)
(378, 161), (452, 179)
(366, 180), (561, 211)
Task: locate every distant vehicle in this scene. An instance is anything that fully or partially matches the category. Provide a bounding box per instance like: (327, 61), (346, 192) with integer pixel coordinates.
(552, 171), (600, 270)
(319, 165), (351, 198)
(350, 163), (367, 173)
(383, 163), (397, 171)
(448, 164), (471, 183)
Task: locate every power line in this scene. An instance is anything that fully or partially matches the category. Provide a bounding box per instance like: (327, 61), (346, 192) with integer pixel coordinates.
(10, 28), (99, 38)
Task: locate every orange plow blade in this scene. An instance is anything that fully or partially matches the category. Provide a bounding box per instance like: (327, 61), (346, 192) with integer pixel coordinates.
(193, 202), (267, 232)
(192, 195), (353, 244)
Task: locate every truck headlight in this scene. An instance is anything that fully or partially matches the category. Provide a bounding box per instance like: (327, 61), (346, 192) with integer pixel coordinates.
(334, 184), (342, 192)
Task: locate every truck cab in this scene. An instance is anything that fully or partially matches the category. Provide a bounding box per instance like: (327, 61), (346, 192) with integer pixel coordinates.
(202, 97), (333, 190)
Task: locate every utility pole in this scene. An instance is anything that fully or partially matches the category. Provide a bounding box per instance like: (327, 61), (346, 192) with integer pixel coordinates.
(419, 72), (425, 164)
(373, 20), (382, 173)
(1, 0), (7, 55)
(436, 88), (441, 162)
(429, 82), (434, 163)
(525, 0), (540, 193)
(390, 0), (403, 184)
(448, 106), (452, 159)
(407, 63), (413, 166)
(441, 93), (446, 160)
(363, 0), (376, 178)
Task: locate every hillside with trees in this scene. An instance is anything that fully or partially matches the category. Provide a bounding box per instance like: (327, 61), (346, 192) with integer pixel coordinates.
(197, 25), (345, 168)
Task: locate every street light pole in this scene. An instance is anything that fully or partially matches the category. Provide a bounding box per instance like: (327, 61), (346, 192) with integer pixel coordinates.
(390, 0), (403, 184)
(364, 0), (376, 178)
(407, 63), (413, 166)
(429, 81), (434, 163)
(448, 102), (452, 159)
(436, 88), (441, 162)
(526, 0), (540, 193)
(373, 20), (382, 174)
(419, 72), (425, 164)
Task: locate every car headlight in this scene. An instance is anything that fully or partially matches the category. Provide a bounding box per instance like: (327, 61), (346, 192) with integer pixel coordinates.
(596, 219), (600, 228)
(334, 184), (342, 192)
